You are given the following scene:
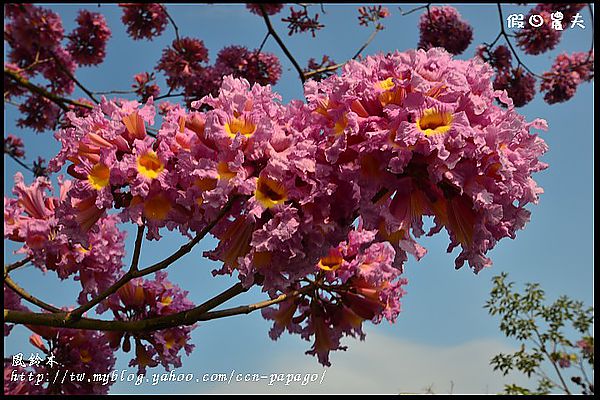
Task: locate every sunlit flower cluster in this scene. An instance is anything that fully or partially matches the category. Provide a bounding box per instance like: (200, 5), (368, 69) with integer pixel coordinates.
(6, 48), (548, 370)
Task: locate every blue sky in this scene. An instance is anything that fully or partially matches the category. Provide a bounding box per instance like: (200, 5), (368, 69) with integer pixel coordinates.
(4, 3), (594, 394)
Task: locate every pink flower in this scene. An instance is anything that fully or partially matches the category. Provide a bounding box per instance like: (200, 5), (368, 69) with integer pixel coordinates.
(418, 6), (473, 55)
(17, 94), (60, 133)
(156, 37), (210, 90)
(215, 46), (282, 87)
(133, 72), (161, 101)
(4, 135), (25, 159)
(358, 6), (390, 29)
(67, 10), (112, 66)
(246, 3), (284, 16)
(541, 52), (594, 104)
(120, 3), (168, 40)
(282, 6), (324, 37)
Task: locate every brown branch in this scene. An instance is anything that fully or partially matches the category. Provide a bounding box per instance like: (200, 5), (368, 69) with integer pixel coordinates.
(496, 4), (544, 79)
(4, 256), (33, 277)
(304, 26), (382, 79)
(4, 275), (61, 313)
(4, 68), (94, 112)
(159, 4), (180, 42)
(259, 4), (306, 83)
(51, 52), (99, 104)
(399, 4), (430, 16)
(66, 196), (241, 321)
(4, 284), (312, 332)
(129, 223), (145, 272)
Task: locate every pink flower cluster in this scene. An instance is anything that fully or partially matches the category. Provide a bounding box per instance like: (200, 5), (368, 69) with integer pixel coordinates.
(6, 48), (548, 369)
(67, 10), (112, 66)
(133, 72), (161, 102)
(246, 3), (284, 16)
(418, 6), (473, 55)
(357, 6), (390, 29)
(4, 135), (26, 159)
(4, 326), (116, 395)
(105, 272), (195, 373)
(541, 52), (594, 104)
(119, 3), (169, 40)
(156, 40), (281, 103)
(4, 5), (111, 132)
(263, 223), (407, 366)
(282, 6), (325, 37)
(516, 8), (560, 55)
(4, 173), (126, 306)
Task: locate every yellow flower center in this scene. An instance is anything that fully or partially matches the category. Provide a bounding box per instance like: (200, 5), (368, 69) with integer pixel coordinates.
(333, 113), (348, 136)
(317, 252), (343, 271)
(160, 296), (173, 306)
(80, 349), (92, 363)
(217, 161), (236, 180)
(417, 108), (453, 137)
(137, 151), (164, 179)
(255, 176), (287, 209)
(225, 116), (256, 138)
(143, 193), (172, 221)
(87, 163), (110, 190)
(376, 77), (395, 91)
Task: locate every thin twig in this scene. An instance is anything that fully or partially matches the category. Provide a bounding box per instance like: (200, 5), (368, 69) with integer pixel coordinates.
(399, 4), (430, 16)
(496, 4), (544, 79)
(256, 32), (271, 54)
(304, 26), (382, 79)
(259, 4), (306, 84)
(6, 153), (35, 174)
(51, 52), (99, 104)
(4, 256), (33, 277)
(4, 275), (62, 313)
(160, 4), (180, 42)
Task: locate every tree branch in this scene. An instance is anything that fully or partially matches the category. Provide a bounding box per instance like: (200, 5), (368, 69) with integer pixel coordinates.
(51, 52), (99, 104)
(259, 4), (306, 84)
(4, 274), (61, 313)
(129, 223), (145, 272)
(4, 284), (312, 332)
(304, 26), (382, 79)
(4, 68), (94, 112)
(4, 256), (33, 276)
(66, 196), (241, 321)
(160, 4), (180, 42)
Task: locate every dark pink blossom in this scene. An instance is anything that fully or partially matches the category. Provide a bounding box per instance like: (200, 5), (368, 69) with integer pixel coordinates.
(246, 3), (284, 16)
(4, 135), (26, 159)
(304, 55), (337, 81)
(120, 3), (169, 40)
(282, 6), (324, 37)
(17, 94), (60, 133)
(541, 52), (594, 104)
(67, 10), (112, 66)
(133, 72), (161, 101)
(156, 37), (210, 90)
(418, 6), (473, 55)
(357, 5), (390, 29)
